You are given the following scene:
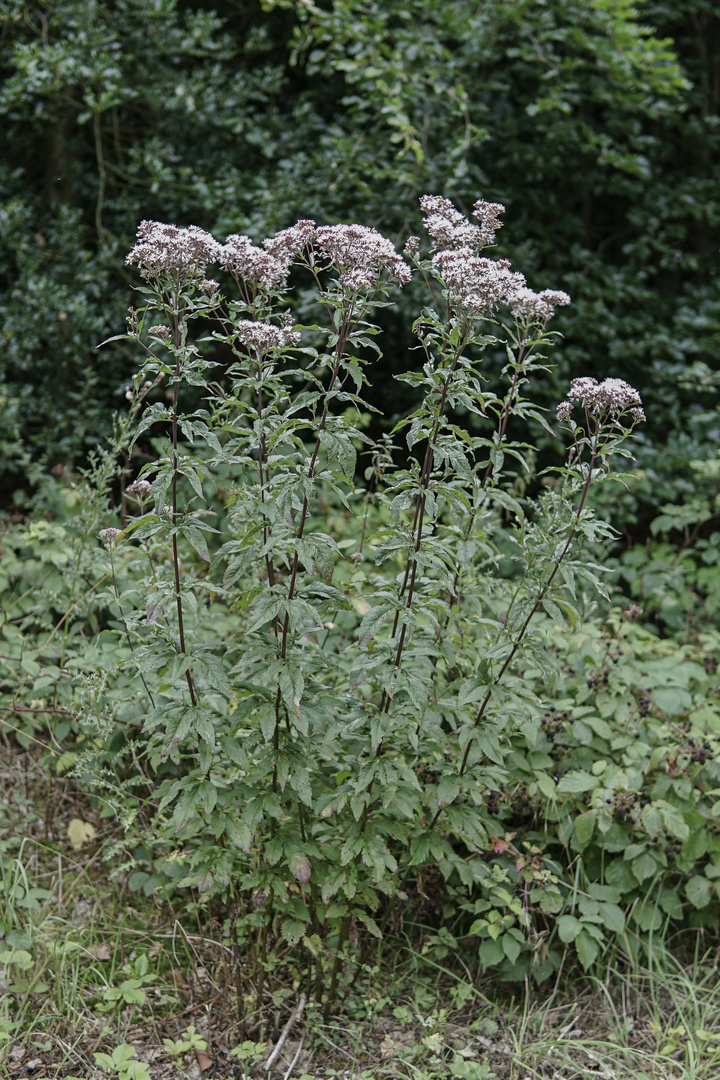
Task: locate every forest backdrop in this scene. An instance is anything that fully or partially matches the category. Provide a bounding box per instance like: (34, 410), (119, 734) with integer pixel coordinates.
(0, 0), (719, 526)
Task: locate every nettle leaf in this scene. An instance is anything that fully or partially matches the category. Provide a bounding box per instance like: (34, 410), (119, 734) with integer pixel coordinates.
(281, 919), (307, 946)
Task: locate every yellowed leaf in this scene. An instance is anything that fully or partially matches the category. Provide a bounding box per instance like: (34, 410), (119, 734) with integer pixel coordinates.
(351, 596), (371, 616)
(67, 818), (96, 850)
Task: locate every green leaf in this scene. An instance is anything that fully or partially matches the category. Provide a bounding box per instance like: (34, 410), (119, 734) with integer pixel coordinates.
(575, 930), (600, 970)
(437, 775), (461, 807)
(597, 903), (625, 934)
(574, 810), (596, 848)
(281, 919), (307, 946)
(502, 933), (522, 965)
(557, 915), (582, 943)
(556, 771), (597, 794)
(478, 938), (505, 968)
(686, 875), (713, 909)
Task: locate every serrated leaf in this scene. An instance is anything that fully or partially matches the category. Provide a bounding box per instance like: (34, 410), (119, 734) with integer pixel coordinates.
(575, 929), (599, 970)
(557, 915), (582, 943)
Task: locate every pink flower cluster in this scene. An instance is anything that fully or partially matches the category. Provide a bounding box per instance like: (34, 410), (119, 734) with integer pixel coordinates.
(420, 195), (570, 322)
(432, 251), (514, 316)
(315, 223), (411, 290)
(557, 377), (645, 421)
(506, 280), (571, 322)
(222, 219), (317, 291)
(235, 314), (300, 353)
(420, 195), (505, 252)
(126, 221), (222, 282)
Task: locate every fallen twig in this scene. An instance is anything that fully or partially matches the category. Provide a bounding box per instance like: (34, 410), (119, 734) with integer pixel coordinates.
(282, 1035), (304, 1080)
(265, 992), (306, 1072)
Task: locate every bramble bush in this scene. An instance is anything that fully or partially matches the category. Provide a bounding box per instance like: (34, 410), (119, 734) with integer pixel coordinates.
(2, 196), (720, 1016)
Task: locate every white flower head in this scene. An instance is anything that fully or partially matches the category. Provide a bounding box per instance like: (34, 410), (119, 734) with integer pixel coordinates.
(127, 479), (154, 501)
(263, 219), (316, 261)
(472, 199), (506, 247)
(315, 223), (411, 289)
(420, 194), (505, 252)
(506, 278), (572, 323)
(126, 221), (222, 283)
(221, 234), (289, 290)
(566, 377), (644, 418)
(236, 318), (300, 354)
(432, 249), (514, 315)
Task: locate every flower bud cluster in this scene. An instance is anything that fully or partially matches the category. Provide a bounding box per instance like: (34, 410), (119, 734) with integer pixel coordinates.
(126, 221), (222, 282)
(127, 480), (153, 501)
(148, 325), (171, 342)
(98, 527), (121, 544)
(314, 223), (412, 290)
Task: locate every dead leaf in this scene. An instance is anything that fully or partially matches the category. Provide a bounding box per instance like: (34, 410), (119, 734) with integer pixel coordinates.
(196, 1050), (213, 1072)
(171, 968), (189, 989)
(67, 818), (96, 850)
(88, 943), (111, 960)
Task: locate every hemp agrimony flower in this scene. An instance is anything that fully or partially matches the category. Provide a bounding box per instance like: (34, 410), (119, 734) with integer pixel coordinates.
(432, 250), (514, 315)
(421, 194), (505, 251)
(562, 377), (645, 419)
(127, 479), (153, 502)
(506, 282), (571, 323)
(221, 234), (289, 290)
(235, 318), (301, 354)
(98, 527), (121, 544)
(314, 223), (411, 290)
(125, 221), (222, 284)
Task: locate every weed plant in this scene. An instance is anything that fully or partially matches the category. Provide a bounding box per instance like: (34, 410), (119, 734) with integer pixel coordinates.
(3, 196), (720, 1040)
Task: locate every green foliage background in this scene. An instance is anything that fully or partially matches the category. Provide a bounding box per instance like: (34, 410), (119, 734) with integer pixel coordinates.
(1, 0), (719, 515)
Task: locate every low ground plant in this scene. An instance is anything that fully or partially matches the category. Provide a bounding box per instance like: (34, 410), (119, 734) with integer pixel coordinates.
(2, 194), (720, 1054)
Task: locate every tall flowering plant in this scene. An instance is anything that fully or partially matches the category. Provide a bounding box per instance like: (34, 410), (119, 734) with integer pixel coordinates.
(83, 196), (644, 1015)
